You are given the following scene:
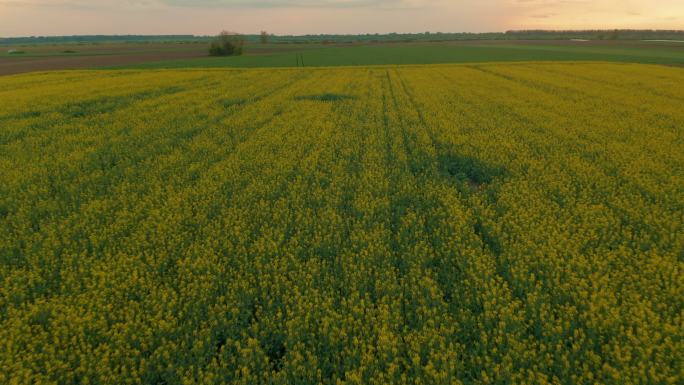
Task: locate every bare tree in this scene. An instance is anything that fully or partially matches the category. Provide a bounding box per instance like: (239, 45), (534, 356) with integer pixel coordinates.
(260, 31), (270, 44)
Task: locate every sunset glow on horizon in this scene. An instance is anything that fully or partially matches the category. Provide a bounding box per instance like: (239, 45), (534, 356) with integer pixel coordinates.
(0, 0), (682, 37)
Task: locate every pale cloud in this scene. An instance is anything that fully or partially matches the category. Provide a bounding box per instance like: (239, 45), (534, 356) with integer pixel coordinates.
(0, 0), (426, 8)
(0, 0), (682, 37)
(164, 0), (401, 7)
(504, 0), (684, 29)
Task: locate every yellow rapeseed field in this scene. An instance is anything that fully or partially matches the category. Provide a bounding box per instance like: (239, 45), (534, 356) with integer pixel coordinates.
(0, 63), (682, 384)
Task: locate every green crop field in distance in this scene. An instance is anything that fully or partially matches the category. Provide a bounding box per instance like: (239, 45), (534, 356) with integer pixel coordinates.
(118, 41), (684, 69)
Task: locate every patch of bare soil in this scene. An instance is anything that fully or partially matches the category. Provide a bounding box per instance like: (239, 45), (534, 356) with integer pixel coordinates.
(0, 50), (206, 76)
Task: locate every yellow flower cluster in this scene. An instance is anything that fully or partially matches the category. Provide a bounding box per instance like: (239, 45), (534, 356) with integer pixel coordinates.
(0, 63), (681, 384)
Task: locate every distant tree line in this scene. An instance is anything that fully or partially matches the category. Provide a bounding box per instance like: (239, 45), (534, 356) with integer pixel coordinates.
(0, 35), (205, 45)
(271, 30), (684, 43)
(2, 30), (683, 46)
(503, 29), (684, 40)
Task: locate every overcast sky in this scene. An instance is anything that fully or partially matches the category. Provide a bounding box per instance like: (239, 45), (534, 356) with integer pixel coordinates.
(0, 0), (682, 37)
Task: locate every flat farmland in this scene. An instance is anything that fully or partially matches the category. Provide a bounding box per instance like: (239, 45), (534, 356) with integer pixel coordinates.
(0, 63), (682, 384)
(3, 40), (684, 76)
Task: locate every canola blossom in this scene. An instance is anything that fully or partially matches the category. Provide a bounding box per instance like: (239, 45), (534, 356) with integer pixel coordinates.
(0, 63), (682, 384)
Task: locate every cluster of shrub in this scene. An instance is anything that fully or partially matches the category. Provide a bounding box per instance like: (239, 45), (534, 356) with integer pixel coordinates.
(209, 31), (245, 56)
(208, 30), (272, 57)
